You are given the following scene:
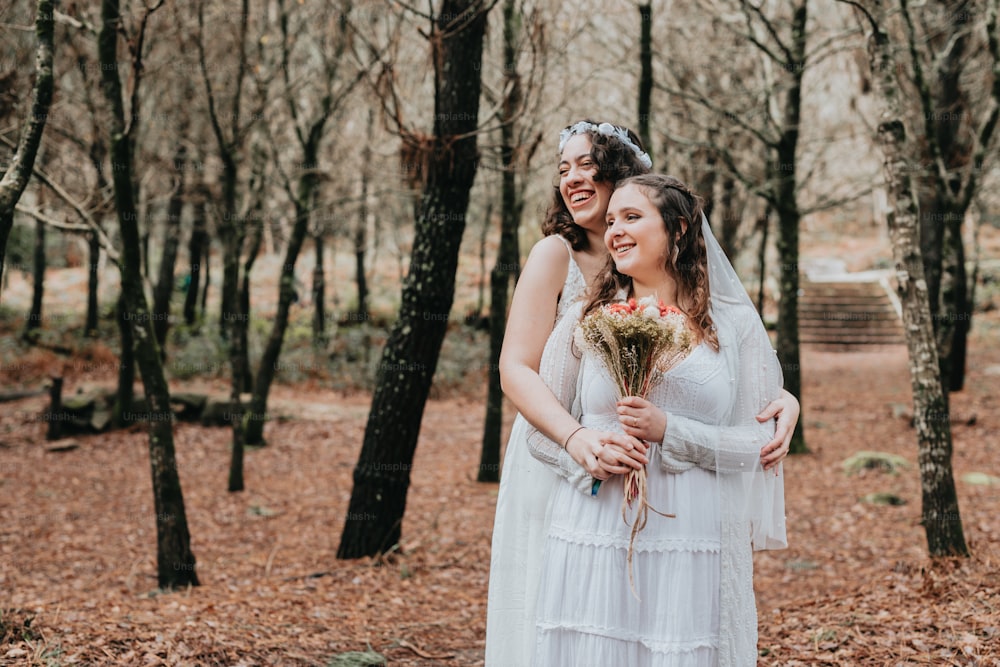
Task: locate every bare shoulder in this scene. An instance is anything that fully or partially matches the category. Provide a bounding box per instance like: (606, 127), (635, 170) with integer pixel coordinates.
(520, 235), (571, 284)
(526, 234), (572, 263)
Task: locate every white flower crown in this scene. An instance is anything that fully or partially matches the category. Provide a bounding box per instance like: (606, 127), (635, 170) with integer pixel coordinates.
(557, 121), (653, 169)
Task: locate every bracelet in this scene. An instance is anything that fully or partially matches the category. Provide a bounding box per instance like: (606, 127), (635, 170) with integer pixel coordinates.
(562, 426), (585, 449)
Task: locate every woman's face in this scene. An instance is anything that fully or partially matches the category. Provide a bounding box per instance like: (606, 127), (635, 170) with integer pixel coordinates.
(558, 134), (613, 234)
(604, 183), (672, 282)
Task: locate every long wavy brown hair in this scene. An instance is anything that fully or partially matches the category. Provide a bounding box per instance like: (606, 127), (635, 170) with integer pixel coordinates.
(584, 174), (718, 350)
(541, 120), (651, 251)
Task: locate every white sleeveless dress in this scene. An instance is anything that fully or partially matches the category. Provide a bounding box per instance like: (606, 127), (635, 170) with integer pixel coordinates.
(484, 237), (587, 667)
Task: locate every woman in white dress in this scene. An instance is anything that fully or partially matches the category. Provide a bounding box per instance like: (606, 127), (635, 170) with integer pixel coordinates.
(485, 124), (795, 666)
(526, 174), (787, 666)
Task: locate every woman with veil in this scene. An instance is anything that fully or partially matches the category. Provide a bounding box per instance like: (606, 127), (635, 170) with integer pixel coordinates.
(525, 174), (787, 666)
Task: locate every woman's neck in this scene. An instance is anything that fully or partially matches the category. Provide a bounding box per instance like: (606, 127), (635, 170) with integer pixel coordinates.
(631, 275), (679, 309)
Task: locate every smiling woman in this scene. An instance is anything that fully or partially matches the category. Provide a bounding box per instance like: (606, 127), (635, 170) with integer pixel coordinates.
(525, 173), (787, 666)
(486, 120), (654, 667)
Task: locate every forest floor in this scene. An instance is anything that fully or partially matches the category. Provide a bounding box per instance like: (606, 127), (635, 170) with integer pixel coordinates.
(1, 312), (999, 666)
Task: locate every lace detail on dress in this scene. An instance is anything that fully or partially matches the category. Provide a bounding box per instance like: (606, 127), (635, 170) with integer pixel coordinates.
(555, 235), (586, 320)
(547, 524), (720, 553)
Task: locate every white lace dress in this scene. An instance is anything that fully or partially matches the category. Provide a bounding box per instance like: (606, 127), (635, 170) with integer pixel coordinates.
(533, 344), (730, 666)
(526, 299), (787, 666)
(484, 237), (587, 667)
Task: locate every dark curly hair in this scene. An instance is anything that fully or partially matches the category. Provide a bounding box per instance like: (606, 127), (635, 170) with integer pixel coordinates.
(541, 120), (651, 251)
(584, 174), (718, 350)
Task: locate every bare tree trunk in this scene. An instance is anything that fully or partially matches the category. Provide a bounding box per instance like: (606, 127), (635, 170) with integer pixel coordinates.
(755, 203), (771, 316)
(236, 213), (261, 394)
(114, 292), (135, 426)
(243, 175), (318, 445)
(0, 0), (54, 299)
(338, 0), (489, 558)
(24, 216), (45, 335)
(637, 2), (653, 161)
(228, 277), (248, 493)
(474, 200), (493, 322)
(100, 0), (199, 586)
(85, 230), (100, 336)
(480, 0), (522, 483)
(718, 174), (740, 260)
(153, 146), (186, 353)
(311, 230), (326, 342)
(183, 191), (207, 327)
(773, 0), (808, 455)
(855, 0), (968, 557)
(352, 111), (373, 323)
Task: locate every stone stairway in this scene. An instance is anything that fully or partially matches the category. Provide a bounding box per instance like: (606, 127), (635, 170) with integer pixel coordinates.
(798, 278), (906, 349)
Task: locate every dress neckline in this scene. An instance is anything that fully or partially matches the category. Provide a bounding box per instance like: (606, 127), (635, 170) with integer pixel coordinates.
(663, 342), (710, 377)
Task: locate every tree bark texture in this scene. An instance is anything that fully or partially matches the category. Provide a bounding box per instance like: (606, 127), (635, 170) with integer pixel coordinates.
(235, 214), (262, 394)
(338, 0), (489, 558)
(480, 0), (522, 484)
(183, 192), (207, 327)
(0, 0), (54, 299)
(86, 230), (100, 336)
(114, 292), (135, 427)
(312, 231), (326, 342)
(353, 110), (373, 323)
(100, 0), (199, 586)
(862, 1), (968, 557)
(637, 3), (653, 161)
(773, 1), (808, 455)
(25, 216), (45, 334)
(153, 146), (186, 352)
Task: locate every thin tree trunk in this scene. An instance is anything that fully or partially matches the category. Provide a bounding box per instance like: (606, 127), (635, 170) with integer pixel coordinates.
(312, 231), (326, 342)
(352, 111), (372, 322)
(718, 174), (740, 259)
(100, 0), (199, 586)
(773, 0), (807, 455)
(480, 0), (521, 483)
(755, 203), (771, 316)
(244, 175), (317, 445)
(184, 193), (207, 327)
(637, 2), (653, 161)
(695, 144), (717, 221)
(236, 215), (261, 394)
(114, 292), (135, 426)
(227, 261), (248, 492)
(948, 220), (971, 392)
(0, 0), (54, 298)
(200, 248), (210, 320)
(219, 183), (243, 340)
(859, 0), (968, 557)
(225, 214), (262, 489)
(338, 0), (489, 558)
(475, 200), (493, 322)
(153, 146), (186, 353)
(24, 217), (45, 335)
(86, 230), (100, 336)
